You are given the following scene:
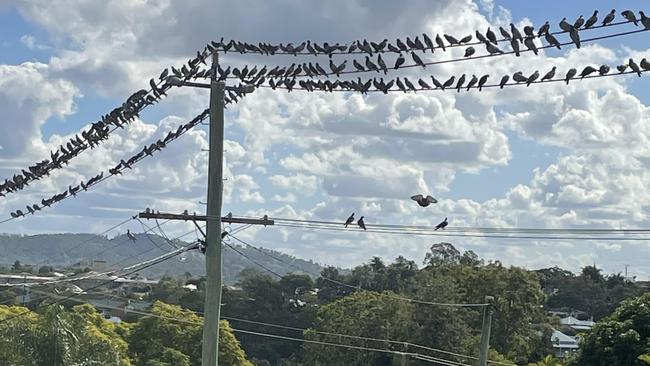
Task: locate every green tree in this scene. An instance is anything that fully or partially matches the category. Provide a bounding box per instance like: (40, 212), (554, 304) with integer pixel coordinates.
(572, 292), (650, 365)
(0, 304), (131, 365)
(128, 301), (252, 366)
(304, 291), (414, 366)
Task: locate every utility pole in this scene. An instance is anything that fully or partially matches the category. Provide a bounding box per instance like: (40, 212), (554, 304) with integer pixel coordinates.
(202, 52), (225, 366)
(478, 296), (494, 366)
(163, 55), (256, 366)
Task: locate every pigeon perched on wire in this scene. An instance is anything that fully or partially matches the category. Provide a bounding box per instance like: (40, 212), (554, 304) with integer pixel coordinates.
(541, 67), (556, 82)
(499, 27), (512, 40)
(435, 218), (448, 231)
(565, 68), (577, 84)
(573, 15), (585, 29)
(357, 216), (367, 230)
(629, 58), (642, 77)
(464, 47), (475, 58)
(499, 75), (510, 89)
(510, 23), (523, 42)
(478, 75), (489, 91)
(602, 9), (616, 26)
(411, 194), (438, 207)
(621, 10), (638, 26)
(585, 10), (599, 29)
(640, 11), (650, 29)
(344, 213), (355, 228)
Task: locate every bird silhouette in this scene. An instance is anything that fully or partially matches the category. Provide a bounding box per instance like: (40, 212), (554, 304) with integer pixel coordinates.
(444, 34), (460, 45)
(524, 37), (538, 55)
(485, 42), (504, 55)
(459, 34), (473, 44)
(541, 67), (556, 81)
(499, 27), (512, 40)
(565, 68), (577, 84)
(365, 56), (379, 72)
(430, 76), (443, 89)
(344, 213), (355, 228)
(526, 71), (539, 86)
(423, 33), (435, 52)
(537, 21), (550, 36)
(499, 75), (510, 89)
(602, 9), (616, 26)
(466, 74), (478, 91)
(353, 59), (365, 71)
(641, 11), (650, 29)
(629, 58), (642, 76)
(545, 33), (561, 50)
(486, 28), (497, 44)
(411, 52), (426, 68)
(377, 55), (388, 74)
(456, 74), (466, 93)
(574, 15), (585, 29)
(435, 34), (446, 51)
(616, 64), (628, 73)
(585, 10), (599, 29)
(621, 10), (638, 25)
(478, 75), (489, 91)
(641, 58), (650, 71)
(475, 30), (488, 44)
(394, 54), (405, 69)
(357, 216), (367, 230)
(411, 194), (438, 207)
(464, 46), (475, 58)
(569, 27), (581, 48)
(435, 218), (448, 231)
(512, 71), (527, 83)
(442, 76), (455, 90)
(510, 38), (521, 57)
(418, 79), (431, 89)
(523, 26), (535, 38)
(598, 65), (610, 75)
(559, 18), (572, 32)
(510, 23), (523, 42)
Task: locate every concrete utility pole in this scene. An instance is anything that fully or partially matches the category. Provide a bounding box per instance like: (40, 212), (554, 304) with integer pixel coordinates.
(163, 54), (256, 366)
(202, 52), (226, 366)
(478, 296), (494, 366)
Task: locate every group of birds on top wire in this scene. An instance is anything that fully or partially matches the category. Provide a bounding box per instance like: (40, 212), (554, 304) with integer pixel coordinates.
(207, 9), (649, 57)
(2, 8), (650, 222)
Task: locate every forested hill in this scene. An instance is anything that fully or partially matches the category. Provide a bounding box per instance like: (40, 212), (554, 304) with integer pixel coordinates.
(0, 233), (324, 284)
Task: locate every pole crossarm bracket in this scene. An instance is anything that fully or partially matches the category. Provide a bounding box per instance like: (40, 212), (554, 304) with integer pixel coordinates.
(138, 210), (274, 226)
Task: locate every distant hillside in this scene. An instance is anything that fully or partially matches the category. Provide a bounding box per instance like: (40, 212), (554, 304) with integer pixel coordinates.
(0, 233), (325, 285)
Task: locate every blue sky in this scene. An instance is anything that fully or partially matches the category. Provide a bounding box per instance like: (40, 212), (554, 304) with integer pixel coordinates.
(1, 0), (650, 278)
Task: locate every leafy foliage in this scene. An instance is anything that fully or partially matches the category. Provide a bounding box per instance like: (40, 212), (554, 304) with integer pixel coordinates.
(571, 292), (650, 366)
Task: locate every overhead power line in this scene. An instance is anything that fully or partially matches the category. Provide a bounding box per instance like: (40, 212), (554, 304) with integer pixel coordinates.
(208, 15), (639, 56)
(214, 27), (650, 81)
(0, 241), (193, 325)
(226, 234), (488, 308)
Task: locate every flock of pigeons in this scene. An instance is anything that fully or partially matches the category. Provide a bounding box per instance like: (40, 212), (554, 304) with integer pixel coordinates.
(0, 50), (214, 202)
(219, 57), (649, 94)
(8, 110), (215, 219)
(343, 195), (448, 231)
(208, 9), (649, 58)
(4, 9), (650, 220)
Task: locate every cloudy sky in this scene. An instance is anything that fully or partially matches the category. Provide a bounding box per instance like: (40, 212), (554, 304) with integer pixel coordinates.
(1, 0), (650, 278)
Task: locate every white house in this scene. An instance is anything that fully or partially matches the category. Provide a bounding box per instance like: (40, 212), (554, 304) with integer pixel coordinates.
(560, 315), (594, 331)
(551, 329), (580, 358)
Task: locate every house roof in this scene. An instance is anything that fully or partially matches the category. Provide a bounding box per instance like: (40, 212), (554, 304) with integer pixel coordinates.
(561, 316), (594, 329)
(551, 330), (579, 349)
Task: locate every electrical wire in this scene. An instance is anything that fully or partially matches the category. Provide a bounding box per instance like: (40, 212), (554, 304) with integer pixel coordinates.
(222, 241), (284, 278)
(1, 109), (210, 224)
(0, 242), (194, 325)
(212, 17), (637, 56)
(259, 66), (649, 94)
(273, 222), (650, 241)
(227, 234), (488, 308)
(217, 27), (650, 82)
